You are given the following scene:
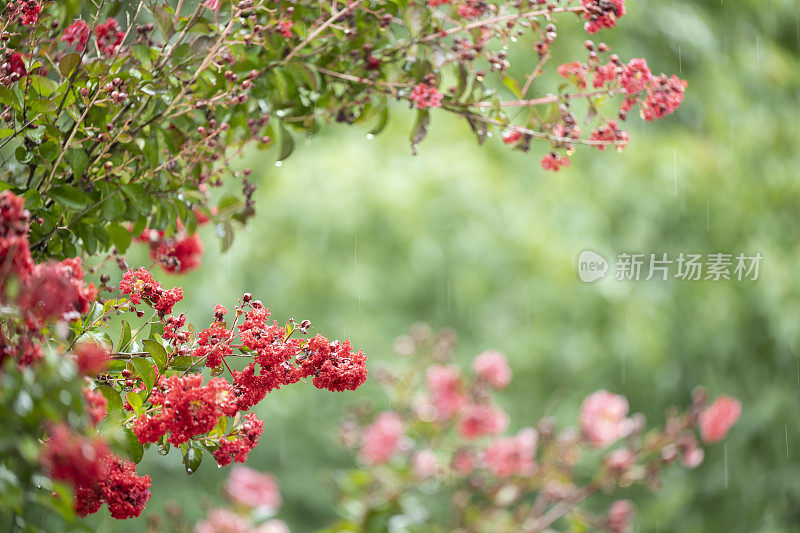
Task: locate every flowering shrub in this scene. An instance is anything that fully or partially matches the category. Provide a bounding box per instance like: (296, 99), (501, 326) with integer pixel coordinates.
(0, 0), (687, 264)
(0, 191), (367, 527)
(333, 325), (740, 532)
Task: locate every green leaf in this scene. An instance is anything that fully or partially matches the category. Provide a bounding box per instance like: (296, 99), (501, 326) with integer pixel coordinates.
(368, 102), (389, 137)
(98, 386), (123, 414)
(59, 53), (81, 77)
(130, 357), (157, 393)
(123, 428), (144, 463)
(122, 184), (151, 215)
(107, 222), (132, 253)
(117, 320), (132, 352)
(277, 123), (294, 162)
(152, 4), (175, 40)
(66, 148), (89, 179)
(182, 443), (203, 475)
(126, 390), (143, 414)
(409, 109), (430, 155)
(48, 185), (87, 210)
(143, 339), (168, 374)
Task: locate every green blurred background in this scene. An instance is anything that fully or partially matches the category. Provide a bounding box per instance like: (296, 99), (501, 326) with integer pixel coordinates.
(88, 0), (800, 530)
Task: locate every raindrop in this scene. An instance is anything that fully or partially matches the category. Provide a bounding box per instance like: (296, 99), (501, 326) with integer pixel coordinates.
(275, 161), (283, 167)
(510, 36), (518, 43)
(366, 133), (374, 140)
(276, 109), (286, 117)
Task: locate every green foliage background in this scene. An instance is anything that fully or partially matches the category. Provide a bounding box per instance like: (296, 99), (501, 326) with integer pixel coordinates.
(86, 0), (800, 531)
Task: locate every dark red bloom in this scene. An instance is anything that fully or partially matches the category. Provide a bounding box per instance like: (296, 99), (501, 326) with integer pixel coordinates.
(620, 58), (652, 95)
(213, 413), (264, 466)
(641, 74), (687, 121)
(95, 18), (125, 57)
(40, 424), (111, 488)
(582, 0), (626, 34)
(150, 232), (204, 273)
(62, 19), (91, 51)
(19, 1), (42, 26)
(302, 336), (368, 392)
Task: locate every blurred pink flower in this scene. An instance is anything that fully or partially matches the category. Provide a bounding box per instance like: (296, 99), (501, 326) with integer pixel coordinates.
(604, 448), (635, 472)
(411, 449), (438, 479)
(426, 365), (466, 420)
(606, 500), (634, 533)
(206, 0), (222, 11)
(482, 428), (537, 477)
(699, 395), (741, 443)
(360, 412), (403, 465)
(195, 508), (251, 533)
(224, 466), (281, 511)
(451, 450), (475, 474)
(253, 519), (290, 533)
(458, 403), (509, 439)
(580, 390), (634, 448)
(472, 350), (512, 389)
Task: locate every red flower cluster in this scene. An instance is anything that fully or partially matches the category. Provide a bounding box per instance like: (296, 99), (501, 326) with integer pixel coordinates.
(8, 0), (42, 26)
(640, 74), (688, 121)
(457, 0), (487, 20)
(590, 120), (629, 151)
(558, 61), (588, 89)
(1, 192), (97, 366)
(540, 152), (571, 171)
(137, 227), (205, 274)
(62, 20), (91, 52)
(132, 374), (238, 445)
(213, 412), (264, 466)
(73, 342), (111, 375)
(119, 267), (183, 315)
(40, 425), (151, 519)
(0, 51), (27, 86)
(83, 387), (108, 426)
(95, 18), (125, 58)
(409, 83), (443, 110)
(582, 0), (626, 34)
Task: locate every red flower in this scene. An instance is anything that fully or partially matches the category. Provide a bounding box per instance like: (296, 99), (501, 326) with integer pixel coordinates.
(0, 191), (34, 282)
(302, 336), (368, 392)
(409, 83), (443, 110)
(1, 52), (28, 86)
(359, 411), (403, 465)
(73, 342), (110, 375)
(427, 0), (450, 6)
(99, 458), (152, 519)
(593, 61), (619, 88)
(95, 18), (125, 57)
(641, 74), (688, 121)
(426, 364), (465, 420)
(582, 0), (626, 34)
(277, 19), (293, 38)
(590, 120), (629, 151)
(557, 61), (588, 89)
(457, 0), (486, 20)
(83, 387), (108, 425)
(502, 131), (522, 145)
(18, 258), (97, 326)
(540, 153), (571, 172)
(482, 428), (538, 477)
(62, 19), (91, 51)
(19, 1), (42, 26)
(458, 403), (508, 439)
(213, 412), (264, 466)
(205, 0), (222, 11)
(150, 232), (204, 273)
(699, 395), (741, 443)
(193, 321), (234, 368)
(40, 424), (111, 488)
(620, 58), (652, 95)
(119, 267), (183, 315)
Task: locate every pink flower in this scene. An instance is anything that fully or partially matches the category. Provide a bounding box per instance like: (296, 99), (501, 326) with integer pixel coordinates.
(411, 449), (438, 479)
(699, 396), (741, 443)
(502, 131), (522, 145)
(254, 520), (290, 533)
(224, 466), (281, 511)
(205, 0), (222, 11)
(409, 83), (443, 109)
(195, 508), (251, 533)
(360, 412), (403, 465)
(604, 448), (635, 472)
(62, 20), (91, 52)
(451, 450), (475, 474)
(580, 390), (634, 448)
(458, 403), (508, 439)
(540, 153), (570, 171)
(472, 350), (512, 389)
(606, 500), (634, 533)
(482, 428), (537, 478)
(593, 61), (619, 88)
(426, 365), (466, 420)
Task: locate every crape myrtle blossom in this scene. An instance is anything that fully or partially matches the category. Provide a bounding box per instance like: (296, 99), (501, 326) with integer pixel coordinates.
(339, 327), (740, 530)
